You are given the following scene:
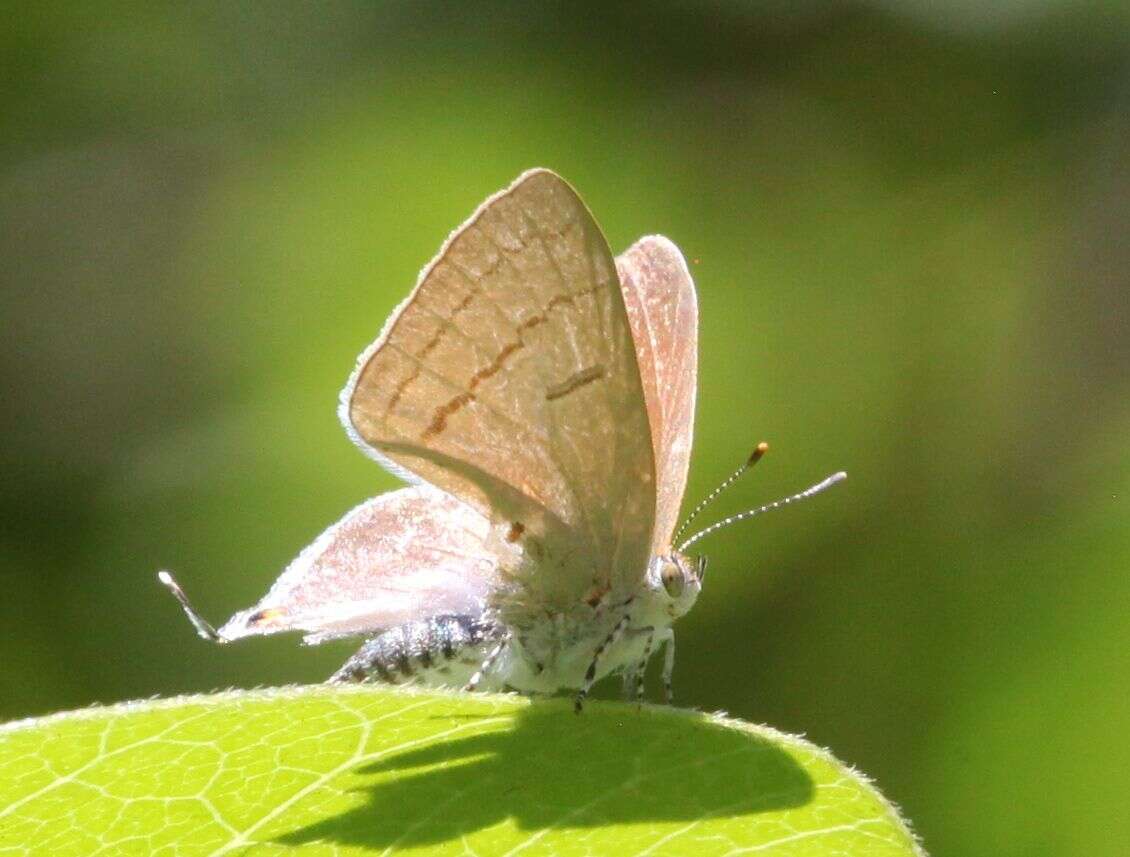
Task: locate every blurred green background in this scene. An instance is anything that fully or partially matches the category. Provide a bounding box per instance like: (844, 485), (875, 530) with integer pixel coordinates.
(3, 2), (1128, 855)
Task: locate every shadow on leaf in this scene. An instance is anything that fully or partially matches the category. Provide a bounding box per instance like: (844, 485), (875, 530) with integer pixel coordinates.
(278, 699), (813, 850)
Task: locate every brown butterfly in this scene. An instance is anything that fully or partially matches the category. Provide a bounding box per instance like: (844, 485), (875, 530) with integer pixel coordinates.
(161, 169), (843, 711)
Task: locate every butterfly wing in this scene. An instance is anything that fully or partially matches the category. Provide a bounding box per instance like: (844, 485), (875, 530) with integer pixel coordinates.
(216, 487), (500, 644)
(340, 170), (656, 613)
(616, 236), (698, 553)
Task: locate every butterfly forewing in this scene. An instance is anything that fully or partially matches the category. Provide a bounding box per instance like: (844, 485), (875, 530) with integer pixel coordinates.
(342, 170), (657, 613)
(617, 236), (698, 553)
(216, 487), (499, 644)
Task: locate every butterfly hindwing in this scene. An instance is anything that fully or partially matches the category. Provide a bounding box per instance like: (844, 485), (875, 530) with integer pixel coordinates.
(215, 486), (499, 644)
(617, 235), (698, 553)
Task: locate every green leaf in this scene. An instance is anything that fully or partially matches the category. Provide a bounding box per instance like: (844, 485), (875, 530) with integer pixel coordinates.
(0, 686), (922, 855)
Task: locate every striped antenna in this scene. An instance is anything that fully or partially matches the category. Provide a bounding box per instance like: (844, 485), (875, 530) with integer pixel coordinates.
(677, 471), (847, 552)
(673, 442), (769, 547)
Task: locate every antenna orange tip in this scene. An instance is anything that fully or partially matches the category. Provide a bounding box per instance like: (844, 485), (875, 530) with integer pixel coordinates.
(747, 442), (769, 466)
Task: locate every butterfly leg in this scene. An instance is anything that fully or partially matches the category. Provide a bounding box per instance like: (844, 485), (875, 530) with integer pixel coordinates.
(631, 628), (657, 703)
(328, 615), (492, 686)
(465, 632), (511, 692)
(575, 612), (631, 714)
(620, 628), (656, 702)
(516, 633), (544, 674)
(621, 666), (638, 701)
(658, 628), (676, 704)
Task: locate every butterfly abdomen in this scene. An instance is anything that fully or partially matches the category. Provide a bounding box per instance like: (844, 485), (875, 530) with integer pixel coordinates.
(329, 615), (500, 686)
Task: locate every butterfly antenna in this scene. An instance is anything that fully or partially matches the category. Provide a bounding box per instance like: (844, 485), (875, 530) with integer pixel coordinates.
(157, 570), (228, 644)
(673, 442), (770, 547)
(677, 471), (847, 552)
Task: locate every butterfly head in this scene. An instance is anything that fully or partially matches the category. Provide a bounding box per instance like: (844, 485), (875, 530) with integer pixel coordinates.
(646, 552), (706, 620)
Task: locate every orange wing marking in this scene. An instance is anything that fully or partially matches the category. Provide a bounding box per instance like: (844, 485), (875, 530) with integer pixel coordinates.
(248, 607), (287, 627)
(545, 364), (606, 401)
(385, 274), (494, 417)
(419, 283), (606, 440)
(423, 391), (476, 439)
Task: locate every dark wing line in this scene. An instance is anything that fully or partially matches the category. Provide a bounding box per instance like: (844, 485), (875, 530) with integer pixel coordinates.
(383, 341), (536, 443)
(446, 252), (531, 338)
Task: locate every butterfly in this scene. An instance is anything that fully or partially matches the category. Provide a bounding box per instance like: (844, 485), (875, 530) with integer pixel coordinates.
(160, 169), (844, 711)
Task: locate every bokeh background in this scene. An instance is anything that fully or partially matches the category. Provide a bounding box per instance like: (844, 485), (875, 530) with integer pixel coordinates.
(3, 3), (1129, 855)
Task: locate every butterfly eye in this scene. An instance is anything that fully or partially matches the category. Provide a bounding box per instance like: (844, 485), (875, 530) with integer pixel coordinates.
(661, 561), (686, 598)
